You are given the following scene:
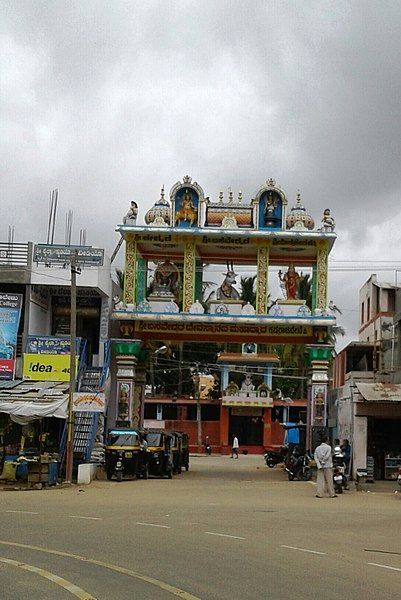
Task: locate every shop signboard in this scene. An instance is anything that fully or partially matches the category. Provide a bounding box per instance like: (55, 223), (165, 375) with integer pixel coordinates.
(0, 293), (23, 380)
(23, 353), (79, 382)
(73, 392), (106, 413)
(25, 335), (81, 355)
(34, 244), (104, 266)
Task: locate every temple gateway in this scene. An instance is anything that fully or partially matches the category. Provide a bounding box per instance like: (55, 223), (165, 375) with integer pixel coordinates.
(111, 177), (336, 453)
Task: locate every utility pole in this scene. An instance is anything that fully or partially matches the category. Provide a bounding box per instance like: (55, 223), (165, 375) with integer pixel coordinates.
(193, 362), (202, 450)
(65, 251), (78, 483)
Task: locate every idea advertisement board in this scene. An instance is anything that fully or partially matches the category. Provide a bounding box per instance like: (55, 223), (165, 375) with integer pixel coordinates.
(23, 353), (79, 382)
(0, 293), (23, 380)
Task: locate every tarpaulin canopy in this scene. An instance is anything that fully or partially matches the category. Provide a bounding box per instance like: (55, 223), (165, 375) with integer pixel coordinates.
(0, 380), (69, 423)
(356, 382), (401, 402)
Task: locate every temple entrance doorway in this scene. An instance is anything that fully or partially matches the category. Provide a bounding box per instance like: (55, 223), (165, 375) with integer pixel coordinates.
(229, 408), (264, 447)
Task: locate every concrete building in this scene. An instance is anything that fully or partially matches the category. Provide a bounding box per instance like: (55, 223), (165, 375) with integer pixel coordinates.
(0, 240), (114, 377)
(330, 274), (401, 480)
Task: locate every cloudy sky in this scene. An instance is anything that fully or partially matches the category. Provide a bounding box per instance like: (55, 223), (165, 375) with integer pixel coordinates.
(2, 0), (401, 346)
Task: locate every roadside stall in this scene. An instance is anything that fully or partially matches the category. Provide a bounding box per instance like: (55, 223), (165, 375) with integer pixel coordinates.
(0, 381), (68, 486)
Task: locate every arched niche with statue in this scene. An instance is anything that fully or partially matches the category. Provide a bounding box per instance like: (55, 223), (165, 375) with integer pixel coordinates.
(170, 175), (205, 228)
(253, 178), (287, 230)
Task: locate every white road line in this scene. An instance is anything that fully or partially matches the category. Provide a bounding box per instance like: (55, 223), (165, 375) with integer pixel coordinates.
(205, 532), (245, 540)
(280, 544), (326, 555)
(136, 522), (171, 529)
(308, 481), (317, 486)
(69, 515), (102, 521)
(367, 562), (401, 573)
(5, 510), (39, 515)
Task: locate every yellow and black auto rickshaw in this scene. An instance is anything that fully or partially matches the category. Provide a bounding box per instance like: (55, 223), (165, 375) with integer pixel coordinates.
(170, 432), (183, 474)
(105, 428), (147, 481)
(143, 429), (174, 479)
(169, 431), (190, 473)
(181, 432), (190, 472)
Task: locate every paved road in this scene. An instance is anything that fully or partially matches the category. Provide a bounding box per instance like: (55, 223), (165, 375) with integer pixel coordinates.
(0, 455), (400, 599)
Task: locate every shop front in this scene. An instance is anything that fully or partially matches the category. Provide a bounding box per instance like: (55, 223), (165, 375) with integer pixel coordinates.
(341, 382), (401, 480)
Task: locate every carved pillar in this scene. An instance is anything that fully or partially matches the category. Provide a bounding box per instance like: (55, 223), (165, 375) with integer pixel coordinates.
(123, 238), (137, 305)
(256, 243), (270, 314)
(316, 240), (329, 310)
(115, 355), (137, 428)
(133, 366), (146, 428)
(136, 257), (147, 304)
(307, 359), (330, 450)
(183, 239), (196, 312)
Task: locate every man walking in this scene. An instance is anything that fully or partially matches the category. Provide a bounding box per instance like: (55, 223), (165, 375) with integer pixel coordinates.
(231, 435), (239, 458)
(314, 437), (337, 498)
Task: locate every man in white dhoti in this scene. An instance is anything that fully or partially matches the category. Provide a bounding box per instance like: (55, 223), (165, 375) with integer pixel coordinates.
(314, 437), (337, 498)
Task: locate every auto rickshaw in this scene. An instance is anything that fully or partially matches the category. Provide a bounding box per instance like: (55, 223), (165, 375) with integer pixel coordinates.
(170, 432), (183, 474)
(143, 429), (174, 479)
(105, 428), (148, 481)
(181, 432), (190, 471)
(169, 431), (190, 473)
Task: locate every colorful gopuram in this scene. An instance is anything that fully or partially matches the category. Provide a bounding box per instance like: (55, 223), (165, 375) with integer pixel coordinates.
(112, 176), (336, 451)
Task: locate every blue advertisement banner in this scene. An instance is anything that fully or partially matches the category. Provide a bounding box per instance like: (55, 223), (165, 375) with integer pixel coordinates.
(25, 335), (81, 355)
(0, 293), (23, 380)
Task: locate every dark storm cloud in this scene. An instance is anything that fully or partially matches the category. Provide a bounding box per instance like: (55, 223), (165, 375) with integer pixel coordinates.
(1, 0), (401, 340)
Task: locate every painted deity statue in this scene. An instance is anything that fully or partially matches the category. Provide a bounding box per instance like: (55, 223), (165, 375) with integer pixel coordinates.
(320, 208), (335, 232)
(175, 189), (198, 226)
(123, 201), (138, 225)
(278, 264), (300, 300)
(216, 261), (240, 301)
(241, 374), (255, 392)
(153, 260), (179, 296)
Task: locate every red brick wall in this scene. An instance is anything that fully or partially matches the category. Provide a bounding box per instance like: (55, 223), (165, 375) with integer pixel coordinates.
(163, 420), (220, 450)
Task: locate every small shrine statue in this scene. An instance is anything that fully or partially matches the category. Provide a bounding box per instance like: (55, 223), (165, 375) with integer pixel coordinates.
(216, 261), (240, 301)
(320, 208), (335, 232)
(241, 373), (255, 392)
(175, 189), (198, 226)
(153, 260), (179, 295)
(264, 191), (277, 226)
(123, 201), (138, 225)
(278, 264), (300, 300)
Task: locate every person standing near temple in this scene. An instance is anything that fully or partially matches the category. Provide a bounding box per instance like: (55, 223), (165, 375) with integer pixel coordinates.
(314, 437), (337, 498)
(231, 435), (239, 459)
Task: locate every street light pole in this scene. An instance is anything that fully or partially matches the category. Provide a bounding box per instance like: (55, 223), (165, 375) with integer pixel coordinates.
(65, 251), (78, 483)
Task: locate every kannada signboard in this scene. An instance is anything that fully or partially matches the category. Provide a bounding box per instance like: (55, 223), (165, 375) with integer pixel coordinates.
(132, 320), (318, 343)
(34, 244), (104, 266)
(25, 335), (81, 355)
(73, 392), (106, 413)
(0, 293), (23, 380)
(23, 353), (79, 382)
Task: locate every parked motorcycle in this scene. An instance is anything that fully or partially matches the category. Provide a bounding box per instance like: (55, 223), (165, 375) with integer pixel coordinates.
(264, 446), (287, 468)
(333, 454), (348, 493)
(285, 446), (312, 481)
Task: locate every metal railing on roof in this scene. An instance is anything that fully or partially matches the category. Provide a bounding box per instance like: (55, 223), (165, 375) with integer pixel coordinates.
(0, 242), (30, 267)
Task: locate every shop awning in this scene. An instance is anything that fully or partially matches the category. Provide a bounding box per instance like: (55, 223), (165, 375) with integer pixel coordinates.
(356, 382), (401, 402)
(0, 380), (69, 423)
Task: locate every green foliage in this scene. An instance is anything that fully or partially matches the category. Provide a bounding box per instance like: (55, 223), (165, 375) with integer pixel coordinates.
(240, 275), (257, 306)
(298, 273), (312, 309)
(115, 268), (125, 291)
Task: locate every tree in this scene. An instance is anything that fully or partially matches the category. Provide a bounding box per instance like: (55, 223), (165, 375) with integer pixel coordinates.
(298, 273), (312, 309)
(240, 275), (257, 306)
(115, 268), (124, 291)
